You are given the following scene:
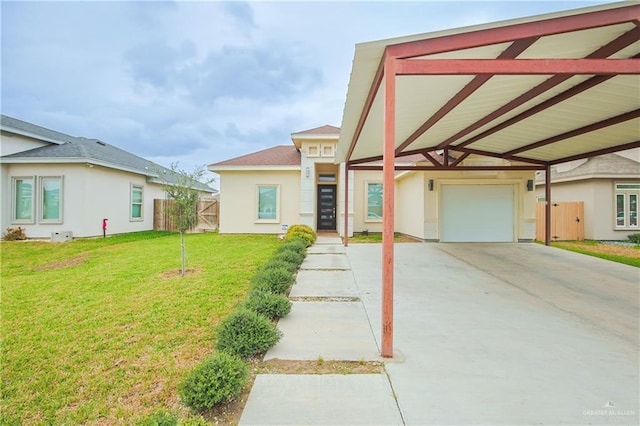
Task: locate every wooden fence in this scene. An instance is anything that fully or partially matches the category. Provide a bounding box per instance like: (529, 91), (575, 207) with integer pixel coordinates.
(535, 201), (584, 241)
(154, 198), (218, 232)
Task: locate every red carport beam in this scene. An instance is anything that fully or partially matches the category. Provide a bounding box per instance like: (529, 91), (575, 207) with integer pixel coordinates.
(381, 54), (396, 358)
(395, 58), (640, 75)
(344, 164), (349, 247)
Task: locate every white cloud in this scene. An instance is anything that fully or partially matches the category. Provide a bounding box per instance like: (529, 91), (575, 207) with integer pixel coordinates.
(1, 0), (611, 176)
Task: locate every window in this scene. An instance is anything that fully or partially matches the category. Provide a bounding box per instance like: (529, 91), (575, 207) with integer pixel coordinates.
(131, 185), (143, 221)
(615, 183), (639, 228)
(321, 144), (334, 157)
(40, 176), (63, 223)
(13, 177), (34, 223)
(307, 145), (319, 157)
(257, 185), (279, 222)
(318, 174), (336, 182)
(366, 182), (383, 221)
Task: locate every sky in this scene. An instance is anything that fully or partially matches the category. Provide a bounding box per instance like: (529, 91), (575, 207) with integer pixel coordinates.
(1, 0), (614, 187)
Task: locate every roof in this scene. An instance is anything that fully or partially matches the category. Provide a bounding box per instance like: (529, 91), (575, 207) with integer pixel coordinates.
(291, 125), (340, 136)
(0, 115), (215, 193)
(1, 114), (76, 145)
(536, 153), (640, 184)
(337, 1), (640, 168)
(208, 145), (301, 171)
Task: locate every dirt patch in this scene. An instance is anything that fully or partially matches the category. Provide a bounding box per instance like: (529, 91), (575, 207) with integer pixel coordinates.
(159, 268), (202, 278)
(33, 254), (88, 271)
(201, 357), (385, 424)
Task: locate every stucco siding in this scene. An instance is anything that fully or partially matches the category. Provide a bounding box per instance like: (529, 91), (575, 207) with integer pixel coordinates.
(538, 179), (639, 240)
(218, 170), (300, 234)
(352, 170), (384, 234)
(2, 163), (167, 238)
(395, 172), (425, 239)
(0, 132), (50, 156)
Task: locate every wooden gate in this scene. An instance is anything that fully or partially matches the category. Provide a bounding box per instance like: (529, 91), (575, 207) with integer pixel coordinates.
(535, 201), (584, 241)
(154, 198), (218, 232)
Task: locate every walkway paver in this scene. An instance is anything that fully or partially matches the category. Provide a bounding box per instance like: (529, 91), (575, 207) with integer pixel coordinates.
(289, 270), (357, 298)
(264, 301), (380, 361)
(300, 253), (350, 270)
(239, 374), (403, 425)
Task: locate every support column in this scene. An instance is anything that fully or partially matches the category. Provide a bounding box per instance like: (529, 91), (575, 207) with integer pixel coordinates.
(382, 54), (396, 358)
(344, 163), (349, 247)
(545, 164), (551, 246)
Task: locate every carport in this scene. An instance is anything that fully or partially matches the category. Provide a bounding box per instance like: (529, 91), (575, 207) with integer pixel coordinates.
(336, 2), (640, 357)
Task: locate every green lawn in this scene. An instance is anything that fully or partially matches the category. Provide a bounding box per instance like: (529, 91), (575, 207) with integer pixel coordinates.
(550, 240), (640, 268)
(1, 231), (278, 424)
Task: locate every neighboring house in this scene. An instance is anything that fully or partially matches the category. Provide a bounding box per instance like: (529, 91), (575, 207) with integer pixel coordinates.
(209, 125), (537, 242)
(535, 149), (640, 240)
(0, 114), (216, 239)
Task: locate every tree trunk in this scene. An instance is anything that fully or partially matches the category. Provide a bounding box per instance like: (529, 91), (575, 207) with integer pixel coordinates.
(180, 231), (186, 277)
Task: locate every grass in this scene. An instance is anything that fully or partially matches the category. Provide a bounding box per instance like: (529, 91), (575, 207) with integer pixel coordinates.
(1, 231), (278, 425)
(550, 240), (640, 267)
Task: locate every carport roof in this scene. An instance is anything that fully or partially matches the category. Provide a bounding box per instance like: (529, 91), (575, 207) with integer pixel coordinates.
(337, 1), (640, 167)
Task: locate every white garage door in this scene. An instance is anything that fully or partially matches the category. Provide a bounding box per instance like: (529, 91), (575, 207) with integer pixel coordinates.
(441, 185), (514, 242)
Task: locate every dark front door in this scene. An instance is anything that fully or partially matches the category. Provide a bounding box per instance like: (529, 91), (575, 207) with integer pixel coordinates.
(317, 185), (337, 230)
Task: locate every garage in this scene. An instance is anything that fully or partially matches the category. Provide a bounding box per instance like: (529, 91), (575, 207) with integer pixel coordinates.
(440, 184), (514, 242)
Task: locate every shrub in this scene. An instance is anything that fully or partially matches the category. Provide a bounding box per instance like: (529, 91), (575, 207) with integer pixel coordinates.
(261, 258), (299, 274)
(271, 250), (305, 268)
(628, 233), (640, 244)
(136, 409), (178, 426)
(215, 309), (282, 358)
(179, 352), (248, 412)
(276, 238), (307, 256)
(251, 266), (295, 294)
(285, 225), (317, 247)
(242, 289), (292, 320)
(3, 227), (27, 241)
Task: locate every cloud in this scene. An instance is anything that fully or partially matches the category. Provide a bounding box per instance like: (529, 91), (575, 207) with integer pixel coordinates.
(222, 1), (256, 28)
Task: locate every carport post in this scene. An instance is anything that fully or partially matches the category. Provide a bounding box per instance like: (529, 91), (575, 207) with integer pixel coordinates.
(545, 164), (551, 246)
(381, 54), (396, 358)
(344, 164), (349, 247)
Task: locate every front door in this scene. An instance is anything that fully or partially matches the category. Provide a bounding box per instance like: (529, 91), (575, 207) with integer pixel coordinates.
(317, 185), (337, 230)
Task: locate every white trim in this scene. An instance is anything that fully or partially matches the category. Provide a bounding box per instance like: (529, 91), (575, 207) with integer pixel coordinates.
(130, 184), (144, 222)
(0, 126), (66, 145)
(39, 176), (64, 224)
(255, 184), (280, 224)
(11, 176), (35, 224)
(0, 157), (160, 179)
(364, 181), (383, 223)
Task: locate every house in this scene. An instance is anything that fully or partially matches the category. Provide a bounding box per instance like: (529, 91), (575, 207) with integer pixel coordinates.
(535, 148), (640, 240)
(0, 114), (216, 239)
(209, 124), (537, 242)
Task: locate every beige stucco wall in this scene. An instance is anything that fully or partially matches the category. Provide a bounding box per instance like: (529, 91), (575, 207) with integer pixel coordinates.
(1, 163), (166, 238)
(217, 170), (300, 234)
(0, 132), (50, 156)
(352, 168), (535, 241)
(536, 178), (639, 240)
(395, 171), (425, 239)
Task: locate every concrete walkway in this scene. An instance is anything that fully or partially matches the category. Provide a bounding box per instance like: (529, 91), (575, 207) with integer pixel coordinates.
(240, 240), (639, 425)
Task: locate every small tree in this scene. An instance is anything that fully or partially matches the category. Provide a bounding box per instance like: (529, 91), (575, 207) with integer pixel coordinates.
(163, 163), (212, 276)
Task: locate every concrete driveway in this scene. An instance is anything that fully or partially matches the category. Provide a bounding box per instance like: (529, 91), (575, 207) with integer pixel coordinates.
(348, 243), (639, 425)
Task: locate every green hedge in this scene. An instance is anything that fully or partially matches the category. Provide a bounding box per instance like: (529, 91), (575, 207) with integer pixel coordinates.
(242, 289), (292, 320)
(215, 309), (282, 358)
(179, 352), (248, 411)
(251, 266), (295, 295)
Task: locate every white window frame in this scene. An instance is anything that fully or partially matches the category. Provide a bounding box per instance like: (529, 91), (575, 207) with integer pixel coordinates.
(11, 176), (35, 224)
(39, 176), (64, 224)
(614, 182), (639, 229)
(256, 185), (280, 223)
(130, 184), (144, 222)
(365, 181), (383, 223)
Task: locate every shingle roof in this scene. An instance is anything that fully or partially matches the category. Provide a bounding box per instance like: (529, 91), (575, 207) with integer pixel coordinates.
(0, 114), (215, 193)
(1, 114), (76, 144)
(536, 153), (640, 183)
(209, 145), (301, 167)
(291, 125), (340, 136)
